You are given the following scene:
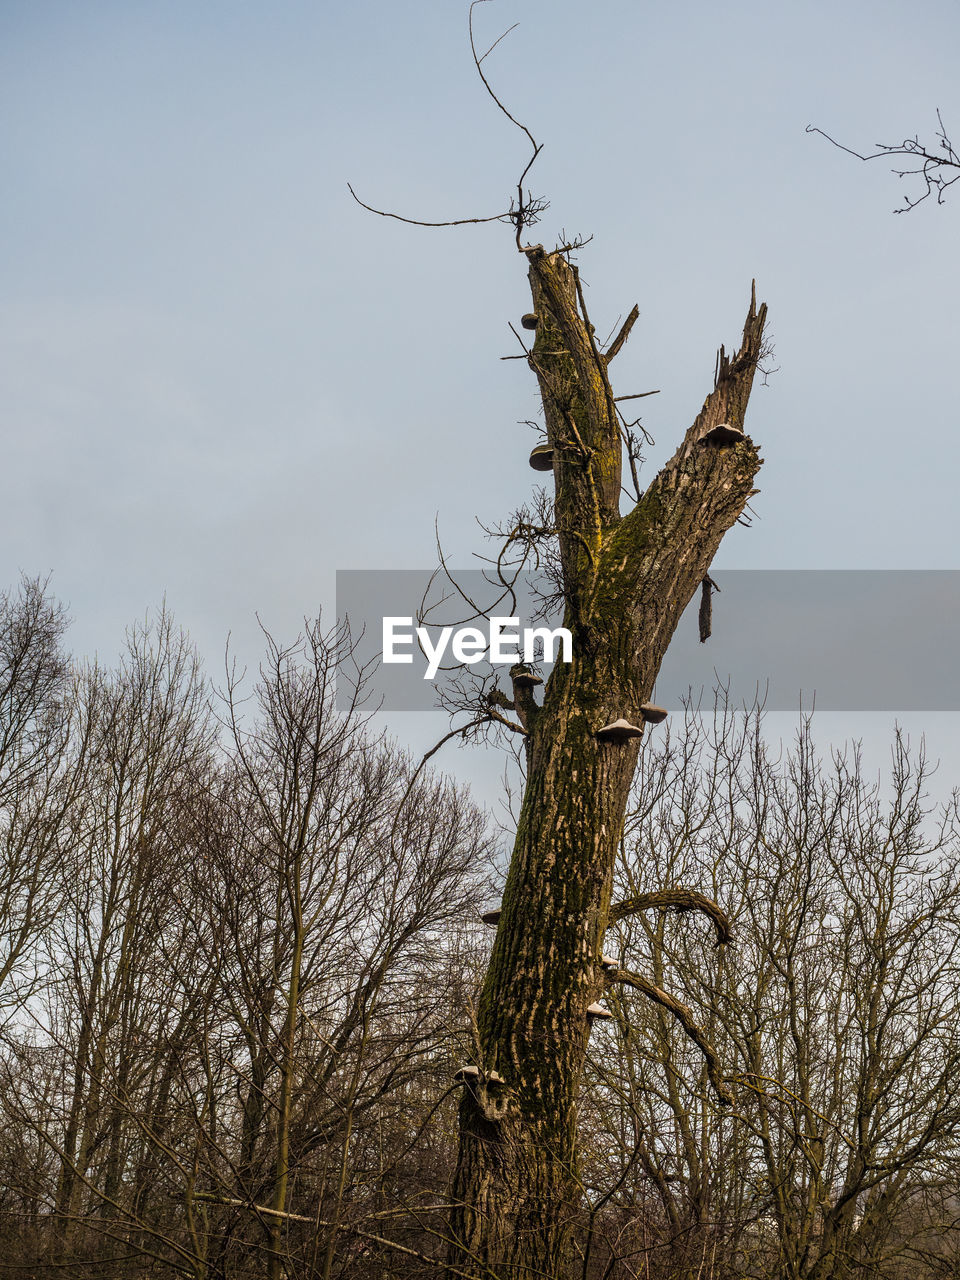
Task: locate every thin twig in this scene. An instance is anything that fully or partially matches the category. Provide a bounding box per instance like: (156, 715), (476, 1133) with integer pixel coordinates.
(468, 0), (544, 249)
(478, 21), (519, 64)
(807, 112), (960, 211)
(347, 183), (511, 228)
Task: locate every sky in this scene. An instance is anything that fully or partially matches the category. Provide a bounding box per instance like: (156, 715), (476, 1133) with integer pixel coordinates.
(2, 0), (959, 811)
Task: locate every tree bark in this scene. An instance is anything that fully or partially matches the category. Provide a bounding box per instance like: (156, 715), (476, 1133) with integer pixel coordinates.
(447, 247), (767, 1279)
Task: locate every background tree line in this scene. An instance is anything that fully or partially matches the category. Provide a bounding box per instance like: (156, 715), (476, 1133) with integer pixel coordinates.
(2, 574), (960, 1279)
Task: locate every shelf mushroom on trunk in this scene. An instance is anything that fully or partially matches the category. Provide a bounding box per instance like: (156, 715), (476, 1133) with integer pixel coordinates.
(510, 668), (543, 689)
(699, 421), (746, 446)
(454, 1064), (505, 1085)
(529, 443), (554, 472)
(639, 703), (668, 724)
(595, 718), (644, 743)
(586, 1003), (614, 1023)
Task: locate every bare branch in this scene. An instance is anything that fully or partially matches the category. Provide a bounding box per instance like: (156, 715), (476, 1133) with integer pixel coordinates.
(614, 967), (734, 1106)
(468, 1), (537, 153)
(478, 21), (519, 64)
(609, 888), (733, 946)
(346, 183), (512, 228)
(603, 304), (639, 362)
(468, 0), (545, 249)
(807, 111), (960, 211)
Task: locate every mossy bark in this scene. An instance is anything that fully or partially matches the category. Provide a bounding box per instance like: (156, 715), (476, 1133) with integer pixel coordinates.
(447, 248), (767, 1279)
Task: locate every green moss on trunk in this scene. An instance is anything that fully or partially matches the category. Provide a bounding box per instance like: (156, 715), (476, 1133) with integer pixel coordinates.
(447, 251), (767, 1280)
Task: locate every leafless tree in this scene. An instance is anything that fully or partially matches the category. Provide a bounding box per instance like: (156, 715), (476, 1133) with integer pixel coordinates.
(0, 575), (76, 1010)
(163, 620), (494, 1279)
(0, 611), (497, 1278)
(581, 699), (960, 1280)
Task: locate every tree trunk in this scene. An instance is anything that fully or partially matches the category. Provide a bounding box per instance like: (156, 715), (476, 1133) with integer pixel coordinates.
(447, 247), (767, 1278)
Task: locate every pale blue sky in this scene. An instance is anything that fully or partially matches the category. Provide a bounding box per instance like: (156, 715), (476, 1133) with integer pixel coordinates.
(2, 0), (958, 804)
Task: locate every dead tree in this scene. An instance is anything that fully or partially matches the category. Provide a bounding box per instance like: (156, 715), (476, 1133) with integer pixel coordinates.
(348, 11), (769, 1272)
(441, 244), (767, 1278)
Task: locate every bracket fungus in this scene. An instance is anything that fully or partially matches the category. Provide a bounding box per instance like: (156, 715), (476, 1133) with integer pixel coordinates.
(595, 718), (644, 743)
(454, 1064), (504, 1086)
(529, 443), (554, 472)
(639, 703), (668, 724)
(480, 908), (501, 926)
(511, 667), (543, 689)
(520, 312), (539, 330)
(600, 954), (619, 972)
(699, 422), (746, 447)
(586, 1003), (614, 1022)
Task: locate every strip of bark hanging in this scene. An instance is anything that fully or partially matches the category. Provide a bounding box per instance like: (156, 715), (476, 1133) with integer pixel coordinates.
(699, 574), (719, 643)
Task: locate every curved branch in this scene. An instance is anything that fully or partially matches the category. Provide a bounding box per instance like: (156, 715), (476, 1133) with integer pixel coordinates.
(387, 715), (497, 851)
(469, 1), (538, 154)
(615, 968), (733, 1106)
(609, 888), (732, 946)
(427, 519), (518, 628)
(469, 0), (544, 248)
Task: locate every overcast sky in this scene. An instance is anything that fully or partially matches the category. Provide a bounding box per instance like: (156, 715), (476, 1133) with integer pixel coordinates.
(2, 0), (958, 808)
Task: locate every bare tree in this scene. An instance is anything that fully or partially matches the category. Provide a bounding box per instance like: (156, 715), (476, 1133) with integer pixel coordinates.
(0, 576), (76, 1008)
(582, 700), (960, 1280)
(142, 620), (494, 1279)
(409, 238), (764, 1277)
(4, 610), (215, 1270)
(0, 611), (497, 1278)
(350, 9), (770, 1269)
